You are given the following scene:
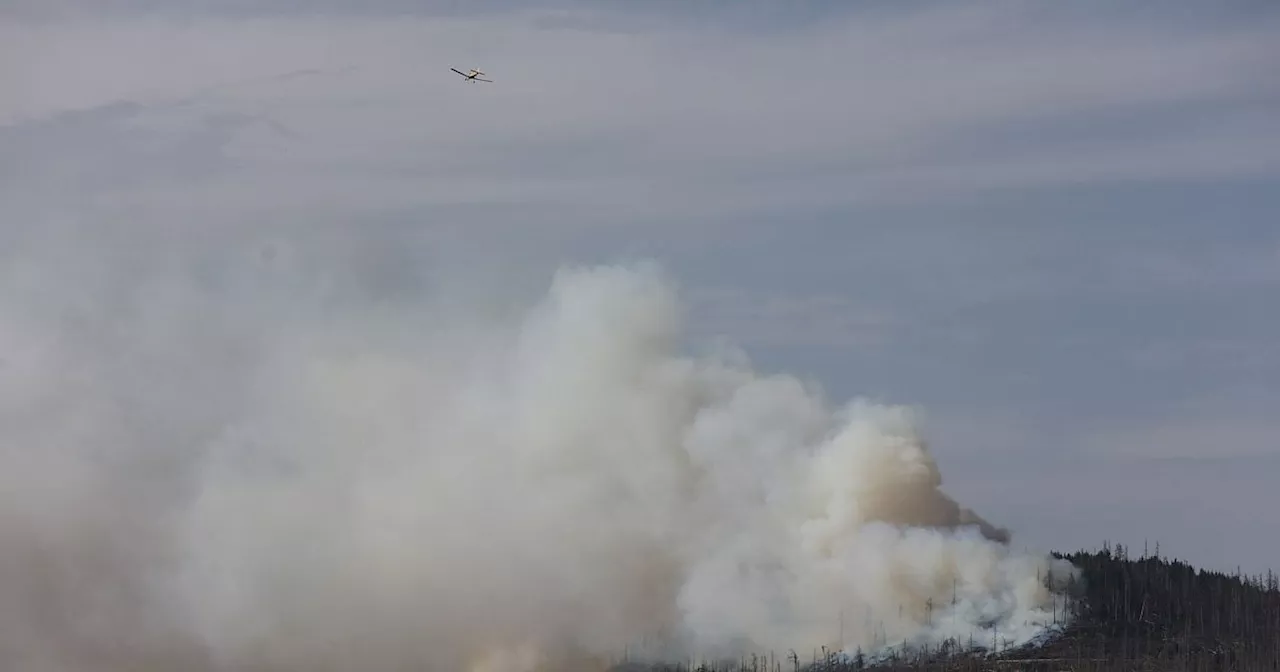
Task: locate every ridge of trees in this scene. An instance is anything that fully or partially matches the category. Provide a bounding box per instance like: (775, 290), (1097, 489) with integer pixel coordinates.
(613, 541), (1280, 671)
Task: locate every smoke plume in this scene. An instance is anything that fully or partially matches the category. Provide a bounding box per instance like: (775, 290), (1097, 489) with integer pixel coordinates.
(0, 226), (1077, 671)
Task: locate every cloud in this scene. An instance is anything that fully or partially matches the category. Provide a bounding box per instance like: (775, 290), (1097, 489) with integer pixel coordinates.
(686, 287), (897, 350)
(1085, 418), (1280, 462)
(1079, 387), (1280, 462)
(1128, 339), (1280, 377)
(3, 3), (1277, 230)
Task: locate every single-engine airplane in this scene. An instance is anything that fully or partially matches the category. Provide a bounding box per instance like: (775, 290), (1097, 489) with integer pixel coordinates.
(451, 67), (492, 83)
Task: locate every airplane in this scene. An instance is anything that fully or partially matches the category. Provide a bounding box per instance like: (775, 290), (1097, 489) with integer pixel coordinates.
(451, 67), (492, 83)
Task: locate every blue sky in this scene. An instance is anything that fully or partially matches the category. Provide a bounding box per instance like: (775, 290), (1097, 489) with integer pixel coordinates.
(3, 1), (1280, 574)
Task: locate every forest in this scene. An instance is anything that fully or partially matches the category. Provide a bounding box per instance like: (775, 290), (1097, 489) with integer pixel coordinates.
(615, 542), (1280, 671)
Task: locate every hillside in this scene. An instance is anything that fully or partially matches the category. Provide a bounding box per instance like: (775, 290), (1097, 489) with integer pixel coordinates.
(614, 542), (1280, 671)
(1006, 543), (1280, 671)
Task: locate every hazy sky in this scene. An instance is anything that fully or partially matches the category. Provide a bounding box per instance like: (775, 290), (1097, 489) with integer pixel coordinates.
(4, 1), (1280, 575)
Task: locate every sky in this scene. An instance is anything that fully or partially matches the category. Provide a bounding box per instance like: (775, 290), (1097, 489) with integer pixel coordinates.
(3, 0), (1280, 577)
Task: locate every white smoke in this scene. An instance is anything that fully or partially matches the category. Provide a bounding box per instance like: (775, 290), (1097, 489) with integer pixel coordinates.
(0, 226), (1077, 671)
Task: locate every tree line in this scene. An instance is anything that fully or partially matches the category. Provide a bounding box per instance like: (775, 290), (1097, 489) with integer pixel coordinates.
(613, 541), (1280, 671)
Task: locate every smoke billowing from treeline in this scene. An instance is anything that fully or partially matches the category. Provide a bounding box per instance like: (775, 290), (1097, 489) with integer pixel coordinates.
(0, 226), (1077, 671)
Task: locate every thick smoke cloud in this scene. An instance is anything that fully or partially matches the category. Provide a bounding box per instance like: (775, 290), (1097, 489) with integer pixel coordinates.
(0, 225), (1077, 671)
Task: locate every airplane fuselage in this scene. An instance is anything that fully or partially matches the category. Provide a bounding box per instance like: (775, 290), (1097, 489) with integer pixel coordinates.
(450, 67), (493, 83)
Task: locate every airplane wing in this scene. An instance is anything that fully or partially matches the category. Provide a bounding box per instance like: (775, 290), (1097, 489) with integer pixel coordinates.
(474, 77), (493, 82)
(450, 68), (468, 77)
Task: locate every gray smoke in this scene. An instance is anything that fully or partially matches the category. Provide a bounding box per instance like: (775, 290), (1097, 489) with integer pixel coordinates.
(0, 224), (1077, 671)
